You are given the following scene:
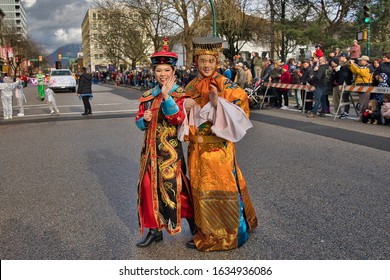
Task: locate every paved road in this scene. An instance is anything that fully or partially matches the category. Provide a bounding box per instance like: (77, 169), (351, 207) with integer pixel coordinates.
(1, 84), (389, 260)
(1, 83), (140, 119)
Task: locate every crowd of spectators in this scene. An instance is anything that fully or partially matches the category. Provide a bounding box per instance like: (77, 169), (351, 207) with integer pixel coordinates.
(94, 40), (390, 126)
(215, 42), (390, 126)
(90, 69), (156, 88)
(91, 64), (200, 90)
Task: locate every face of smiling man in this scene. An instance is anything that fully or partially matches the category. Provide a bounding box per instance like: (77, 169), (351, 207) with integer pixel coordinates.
(197, 54), (218, 78)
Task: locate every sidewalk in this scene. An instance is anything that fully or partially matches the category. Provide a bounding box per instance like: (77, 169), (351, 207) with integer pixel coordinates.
(251, 99), (390, 139)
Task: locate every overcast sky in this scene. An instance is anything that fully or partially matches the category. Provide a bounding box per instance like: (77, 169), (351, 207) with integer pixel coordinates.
(23, 0), (95, 54)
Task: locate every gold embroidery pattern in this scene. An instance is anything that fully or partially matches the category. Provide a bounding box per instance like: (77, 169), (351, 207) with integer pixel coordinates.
(142, 89), (152, 97)
(161, 182), (176, 209)
(169, 139), (178, 147)
(195, 190), (239, 234)
(171, 87), (189, 98)
(156, 120), (178, 210)
(193, 121), (228, 153)
(157, 121), (178, 180)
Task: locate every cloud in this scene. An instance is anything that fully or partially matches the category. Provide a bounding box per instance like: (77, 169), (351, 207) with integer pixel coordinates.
(23, 0), (94, 54)
(23, 0), (36, 8)
(54, 28), (82, 45)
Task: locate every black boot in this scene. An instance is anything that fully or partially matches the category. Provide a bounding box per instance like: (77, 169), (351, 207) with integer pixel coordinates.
(82, 111), (89, 115)
(186, 239), (196, 249)
(187, 218), (197, 235)
(136, 228), (163, 248)
(88, 109), (92, 115)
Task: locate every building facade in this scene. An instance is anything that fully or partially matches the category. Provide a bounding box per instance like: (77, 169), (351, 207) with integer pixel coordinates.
(0, 8), (5, 72)
(81, 8), (108, 72)
(81, 6), (154, 73)
(0, 0), (28, 38)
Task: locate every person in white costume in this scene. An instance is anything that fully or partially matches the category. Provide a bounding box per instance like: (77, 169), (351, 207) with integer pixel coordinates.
(1, 76), (22, 120)
(44, 84), (60, 115)
(15, 78), (26, 117)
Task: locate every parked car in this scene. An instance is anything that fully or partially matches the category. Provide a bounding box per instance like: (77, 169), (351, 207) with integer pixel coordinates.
(49, 69), (76, 92)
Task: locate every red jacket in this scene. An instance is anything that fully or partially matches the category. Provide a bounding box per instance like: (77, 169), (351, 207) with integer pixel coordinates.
(280, 71), (291, 91)
(314, 49), (324, 58)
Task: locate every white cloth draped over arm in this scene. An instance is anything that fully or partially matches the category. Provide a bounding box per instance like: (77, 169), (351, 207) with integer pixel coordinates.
(177, 98), (190, 141)
(178, 98), (202, 141)
(178, 97), (253, 142)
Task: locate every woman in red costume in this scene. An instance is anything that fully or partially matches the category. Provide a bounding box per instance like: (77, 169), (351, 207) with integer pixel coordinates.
(135, 40), (194, 248)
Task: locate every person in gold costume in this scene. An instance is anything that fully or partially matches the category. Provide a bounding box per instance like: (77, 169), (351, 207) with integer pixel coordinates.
(180, 37), (258, 251)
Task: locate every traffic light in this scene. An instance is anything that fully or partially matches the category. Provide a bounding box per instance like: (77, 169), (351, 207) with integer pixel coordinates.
(363, 5), (370, 24)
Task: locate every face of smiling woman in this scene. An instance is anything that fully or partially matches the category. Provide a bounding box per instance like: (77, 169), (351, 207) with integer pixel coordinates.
(197, 54), (217, 78)
(154, 64), (174, 85)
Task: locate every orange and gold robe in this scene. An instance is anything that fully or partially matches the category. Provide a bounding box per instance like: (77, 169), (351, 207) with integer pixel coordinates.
(185, 72), (258, 251)
(135, 84), (193, 235)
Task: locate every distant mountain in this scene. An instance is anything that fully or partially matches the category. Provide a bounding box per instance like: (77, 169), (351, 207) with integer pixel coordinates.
(46, 43), (81, 68)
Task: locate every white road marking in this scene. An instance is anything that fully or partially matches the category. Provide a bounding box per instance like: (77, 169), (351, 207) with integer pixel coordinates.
(17, 109), (139, 118)
(10, 102), (135, 109)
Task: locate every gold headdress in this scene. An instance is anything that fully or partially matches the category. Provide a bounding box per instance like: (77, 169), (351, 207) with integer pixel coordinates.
(193, 37), (223, 57)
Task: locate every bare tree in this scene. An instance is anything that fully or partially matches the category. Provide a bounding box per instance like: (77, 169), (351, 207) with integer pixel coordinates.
(164, 0), (209, 67)
(261, 0), (358, 60)
(213, 0), (260, 61)
(1, 23), (44, 77)
(370, 0), (390, 55)
(124, 0), (176, 52)
(94, 0), (152, 68)
(93, 0), (214, 68)
(92, 0), (388, 67)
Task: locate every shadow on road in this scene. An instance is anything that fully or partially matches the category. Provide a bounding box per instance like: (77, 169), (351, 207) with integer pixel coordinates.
(85, 148), (136, 230)
(0, 218), (81, 260)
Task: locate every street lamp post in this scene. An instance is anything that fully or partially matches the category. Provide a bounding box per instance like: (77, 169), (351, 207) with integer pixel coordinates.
(209, 0), (217, 37)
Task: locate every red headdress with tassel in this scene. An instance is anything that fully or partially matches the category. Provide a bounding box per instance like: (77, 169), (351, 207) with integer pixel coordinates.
(150, 38), (178, 66)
